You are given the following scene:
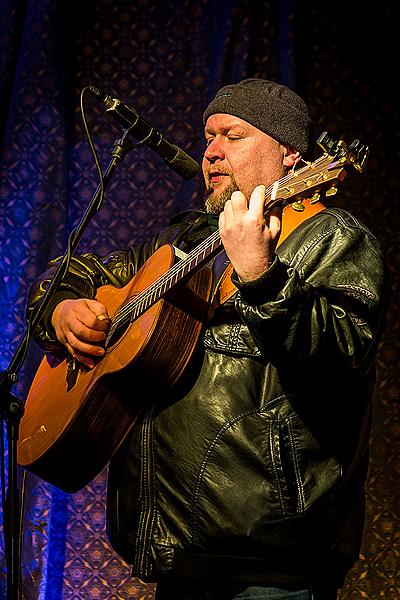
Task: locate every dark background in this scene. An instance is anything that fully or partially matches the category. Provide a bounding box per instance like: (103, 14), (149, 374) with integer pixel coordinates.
(0, 1), (398, 598)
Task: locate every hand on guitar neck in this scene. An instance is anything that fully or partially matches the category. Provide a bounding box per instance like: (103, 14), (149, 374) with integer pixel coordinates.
(51, 298), (111, 369)
(219, 184), (282, 282)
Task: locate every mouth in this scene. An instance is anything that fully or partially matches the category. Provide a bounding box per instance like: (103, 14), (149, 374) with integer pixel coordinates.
(208, 170), (229, 185)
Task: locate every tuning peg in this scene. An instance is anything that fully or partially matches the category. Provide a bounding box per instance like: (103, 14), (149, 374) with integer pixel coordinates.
(349, 139), (369, 173)
(291, 201), (305, 211)
(317, 131), (338, 155)
(310, 193), (321, 204)
(326, 186), (338, 197)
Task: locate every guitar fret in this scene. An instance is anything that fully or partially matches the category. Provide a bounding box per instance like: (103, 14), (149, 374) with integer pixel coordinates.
(109, 153), (343, 338)
(112, 234), (222, 333)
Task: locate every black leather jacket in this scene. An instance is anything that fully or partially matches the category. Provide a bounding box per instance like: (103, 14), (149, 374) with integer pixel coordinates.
(27, 206), (389, 588)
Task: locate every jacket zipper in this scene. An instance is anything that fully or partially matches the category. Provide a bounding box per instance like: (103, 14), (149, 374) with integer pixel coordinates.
(133, 404), (156, 576)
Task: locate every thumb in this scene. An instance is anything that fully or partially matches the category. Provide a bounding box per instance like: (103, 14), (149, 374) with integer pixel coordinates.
(85, 298), (110, 321)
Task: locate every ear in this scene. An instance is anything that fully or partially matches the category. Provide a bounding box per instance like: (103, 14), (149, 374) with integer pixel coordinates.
(282, 146), (301, 168)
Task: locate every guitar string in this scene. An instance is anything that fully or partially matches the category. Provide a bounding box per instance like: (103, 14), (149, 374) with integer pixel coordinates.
(112, 154), (328, 323)
(106, 154), (328, 343)
(105, 229), (222, 344)
(106, 154), (329, 341)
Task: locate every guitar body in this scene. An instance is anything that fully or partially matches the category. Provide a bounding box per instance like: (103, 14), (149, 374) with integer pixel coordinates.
(17, 245), (213, 492)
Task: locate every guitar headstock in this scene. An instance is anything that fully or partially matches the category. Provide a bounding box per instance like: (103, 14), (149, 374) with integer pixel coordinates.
(272, 131), (369, 211)
(317, 131), (369, 174)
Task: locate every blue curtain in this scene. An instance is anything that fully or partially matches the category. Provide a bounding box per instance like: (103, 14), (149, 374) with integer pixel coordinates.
(2, 1), (396, 598)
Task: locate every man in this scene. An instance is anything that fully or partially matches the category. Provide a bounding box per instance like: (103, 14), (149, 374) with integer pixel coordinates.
(27, 79), (389, 599)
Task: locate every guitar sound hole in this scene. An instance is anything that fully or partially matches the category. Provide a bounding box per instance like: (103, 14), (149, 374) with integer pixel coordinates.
(106, 319), (131, 349)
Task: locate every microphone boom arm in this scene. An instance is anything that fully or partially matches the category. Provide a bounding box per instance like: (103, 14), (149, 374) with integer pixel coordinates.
(89, 86), (199, 180)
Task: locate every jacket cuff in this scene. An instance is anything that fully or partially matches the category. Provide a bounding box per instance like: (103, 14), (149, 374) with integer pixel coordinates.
(29, 291), (80, 347)
(231, 255), (289, 305)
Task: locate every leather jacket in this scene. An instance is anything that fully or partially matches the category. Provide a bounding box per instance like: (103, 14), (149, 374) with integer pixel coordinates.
(27, 205), (389, 587)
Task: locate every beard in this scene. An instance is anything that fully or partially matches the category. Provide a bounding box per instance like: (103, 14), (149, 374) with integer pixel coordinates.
(204, 176), (239, 215)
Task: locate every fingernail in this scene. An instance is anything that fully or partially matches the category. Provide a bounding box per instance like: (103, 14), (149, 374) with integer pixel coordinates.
(97, 313), (110, 321)
(81, 359), (95, 369)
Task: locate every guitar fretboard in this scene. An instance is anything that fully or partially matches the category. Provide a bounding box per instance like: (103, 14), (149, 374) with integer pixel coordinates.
(106, 152), (340, 341)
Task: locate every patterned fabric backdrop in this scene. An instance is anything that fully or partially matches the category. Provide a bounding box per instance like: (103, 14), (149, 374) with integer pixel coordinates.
(0, 0), (398, 598)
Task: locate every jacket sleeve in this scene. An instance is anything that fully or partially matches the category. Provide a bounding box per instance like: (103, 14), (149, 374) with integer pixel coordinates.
(232, 209), (389, 375)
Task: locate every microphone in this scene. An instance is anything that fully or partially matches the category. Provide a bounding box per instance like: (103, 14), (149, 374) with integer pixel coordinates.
(89, 86), (200, 180)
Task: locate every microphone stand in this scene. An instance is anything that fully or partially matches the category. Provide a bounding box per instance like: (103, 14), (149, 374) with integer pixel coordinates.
(0, 132), (135, 600)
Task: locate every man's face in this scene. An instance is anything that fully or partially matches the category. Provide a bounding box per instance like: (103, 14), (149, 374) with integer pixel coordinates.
(202, 113), (286, 215)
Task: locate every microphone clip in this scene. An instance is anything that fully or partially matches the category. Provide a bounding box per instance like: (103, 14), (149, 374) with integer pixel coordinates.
(111, 128), (136, 162)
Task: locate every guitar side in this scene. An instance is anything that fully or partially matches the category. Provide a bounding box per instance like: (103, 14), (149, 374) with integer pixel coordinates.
(17, 245), (213, 492)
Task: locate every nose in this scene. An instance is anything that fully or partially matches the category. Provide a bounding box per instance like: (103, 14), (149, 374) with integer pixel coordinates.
(203, 138), (225, 162)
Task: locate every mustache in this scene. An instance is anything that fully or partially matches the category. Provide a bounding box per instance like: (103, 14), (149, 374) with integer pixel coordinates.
(207, 167), (229, 176)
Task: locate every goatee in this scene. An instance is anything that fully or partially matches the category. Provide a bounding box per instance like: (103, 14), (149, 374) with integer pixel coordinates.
(204, 179), (239, 215)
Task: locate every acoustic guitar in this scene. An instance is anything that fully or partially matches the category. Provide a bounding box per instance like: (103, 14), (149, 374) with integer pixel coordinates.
(17, 133), (368, 493)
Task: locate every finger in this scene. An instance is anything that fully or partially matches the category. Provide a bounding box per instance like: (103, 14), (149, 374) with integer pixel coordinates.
(67, 299), (109, 333)
(267, 205), (282, 238)
(65, 341), (97, 369)
(69, 315), (108, 342)
(65, 343), (97, 370)
(247, 185), (266, 220)
(85, 299), (110, 322)
(75, 301), (110, 332)
(97, 313), (110, 323)
(65, 331), (106, 358)
(229, 190), (248, 212)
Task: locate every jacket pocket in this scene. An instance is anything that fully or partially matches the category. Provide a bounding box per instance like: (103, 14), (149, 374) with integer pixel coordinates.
(270, 416), (306, 517)
(269, 412), (342, 517)
(187, 400), (341, 549)
(189, 407), (304, 547)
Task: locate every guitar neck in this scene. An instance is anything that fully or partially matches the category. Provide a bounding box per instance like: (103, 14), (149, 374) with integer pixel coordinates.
(146, 230), (222, 298)
(116, 138), (367, 326)
(163, 153), (336, 288)
(114, 229), (223, 331)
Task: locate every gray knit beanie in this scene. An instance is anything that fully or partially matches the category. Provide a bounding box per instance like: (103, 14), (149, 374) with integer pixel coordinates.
(203, 78), (314, 156)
